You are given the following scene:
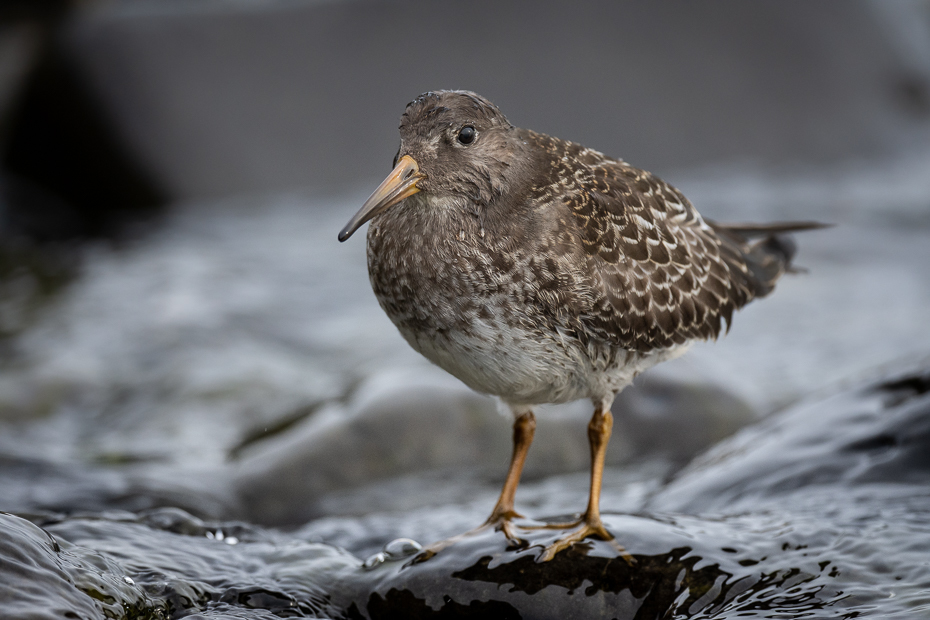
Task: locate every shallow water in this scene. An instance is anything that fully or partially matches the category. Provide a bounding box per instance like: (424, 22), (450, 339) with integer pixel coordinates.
(1, 152), (930, 618)
(3, 366), (930, 618)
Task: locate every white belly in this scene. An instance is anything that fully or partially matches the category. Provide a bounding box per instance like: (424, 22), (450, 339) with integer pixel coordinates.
(396, 304), (689, 409)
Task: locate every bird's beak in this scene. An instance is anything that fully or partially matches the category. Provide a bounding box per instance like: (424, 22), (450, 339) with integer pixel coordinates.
(338, 155), (424, 242)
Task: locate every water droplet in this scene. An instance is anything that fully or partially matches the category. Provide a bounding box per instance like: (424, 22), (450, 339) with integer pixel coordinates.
(215, 530), (224, 541)
(382, 538), (422, 560)
(225, 536), (239, 545)
(123, 576), (135, 585)
(459, 230), (465, 241)
(362, 552), (386, 570)
(479, 227), (486, 238)
(205, 531), (215, 540)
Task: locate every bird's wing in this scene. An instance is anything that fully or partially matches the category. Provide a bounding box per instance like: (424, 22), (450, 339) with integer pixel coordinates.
(560, 160), (762, 352)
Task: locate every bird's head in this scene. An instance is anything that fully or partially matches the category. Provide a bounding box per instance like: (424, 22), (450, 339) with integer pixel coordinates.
(338, 90), (525, 242)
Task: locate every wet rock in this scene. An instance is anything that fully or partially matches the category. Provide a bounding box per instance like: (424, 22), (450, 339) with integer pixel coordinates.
(4, 487), (928, 619)
(233, 371), (507, 525)
(234, 368), (753, 525)
(0, 512), (97, 620)
(1, 508), (360, 619)
(328, 508), (913, 620)
(611, 372), (755, 465)
(323, 364), (930, 619)
(4, 365), (930, 618)
(649, 363), (930, 514)
(0, 453), (236, 519)
(0, 512), (152, 620)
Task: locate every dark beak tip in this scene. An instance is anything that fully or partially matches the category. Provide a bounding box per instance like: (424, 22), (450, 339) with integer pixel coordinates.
(339, 155), (421, 244)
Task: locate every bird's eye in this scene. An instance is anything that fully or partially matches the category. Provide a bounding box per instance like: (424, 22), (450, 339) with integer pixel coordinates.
(457, 126), (476, 145)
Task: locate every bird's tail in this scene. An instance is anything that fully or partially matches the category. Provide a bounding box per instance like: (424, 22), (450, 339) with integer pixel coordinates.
(708, 220), (830, 298)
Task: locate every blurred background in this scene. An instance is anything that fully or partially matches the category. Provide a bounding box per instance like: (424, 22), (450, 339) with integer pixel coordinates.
(0, 0), (929, 530)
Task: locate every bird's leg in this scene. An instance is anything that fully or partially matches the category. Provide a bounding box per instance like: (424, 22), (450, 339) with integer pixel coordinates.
(413, 411), (536, 563)
(537, 407), (623, 562)
(483, 410), (536, 542)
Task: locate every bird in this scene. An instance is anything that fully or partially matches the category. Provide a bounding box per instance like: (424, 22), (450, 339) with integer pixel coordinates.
(338, 90), (824, 562)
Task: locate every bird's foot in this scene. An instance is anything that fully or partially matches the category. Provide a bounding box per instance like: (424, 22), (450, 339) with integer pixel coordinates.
(484, 508), (528, 546)
(410, 509), (527, 565)
(535, 514), (631, 563)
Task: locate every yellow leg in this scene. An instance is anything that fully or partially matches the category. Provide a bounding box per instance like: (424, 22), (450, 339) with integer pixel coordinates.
(537, 407), (620, 562)
(484, 410), (536, 540)
(414, 411), (536, 563)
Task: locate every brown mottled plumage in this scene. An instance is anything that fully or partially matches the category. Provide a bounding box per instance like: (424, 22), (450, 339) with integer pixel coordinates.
(339, 90), (824, 561)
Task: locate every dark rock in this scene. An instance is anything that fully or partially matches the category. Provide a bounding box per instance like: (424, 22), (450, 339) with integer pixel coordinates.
(1, 10), (166, 242)
(328, 513), (855, 620)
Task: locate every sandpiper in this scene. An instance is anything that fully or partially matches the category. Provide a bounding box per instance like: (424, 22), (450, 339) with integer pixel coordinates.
(339, 90), (823, 561)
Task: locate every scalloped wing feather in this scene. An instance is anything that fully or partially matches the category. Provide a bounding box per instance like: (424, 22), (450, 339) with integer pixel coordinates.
(558, 157), (765, 352)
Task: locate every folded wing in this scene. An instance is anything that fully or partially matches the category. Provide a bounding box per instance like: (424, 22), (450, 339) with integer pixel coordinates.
(562, 160), (821, 352)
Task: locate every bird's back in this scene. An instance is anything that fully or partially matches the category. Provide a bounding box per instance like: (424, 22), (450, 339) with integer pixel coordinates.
(516, 130), (822, 354)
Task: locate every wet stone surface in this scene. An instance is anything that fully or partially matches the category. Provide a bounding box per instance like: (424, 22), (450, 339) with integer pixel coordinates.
(651, 369), (930, 514)
(2, 508), (359, 620)
(336, 517), (850, 620)
(2, 364), (930, 618)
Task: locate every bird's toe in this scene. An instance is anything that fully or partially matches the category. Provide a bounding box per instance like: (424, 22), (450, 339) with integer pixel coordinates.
(535, 517), (627, 563)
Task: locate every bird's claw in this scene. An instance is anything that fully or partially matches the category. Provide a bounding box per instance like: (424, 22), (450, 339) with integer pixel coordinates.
(410, 511), (528, 564)
(535, 518), (632, 564)
(482, 508), (530, 547)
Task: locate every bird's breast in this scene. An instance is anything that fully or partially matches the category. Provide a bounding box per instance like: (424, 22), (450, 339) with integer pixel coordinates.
(366, 200), (518, 335)
(362, 197), (625, 404)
